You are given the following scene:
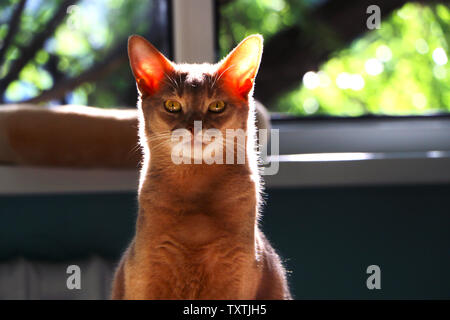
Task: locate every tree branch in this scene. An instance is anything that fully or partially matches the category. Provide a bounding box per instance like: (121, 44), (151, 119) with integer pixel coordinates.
(20, 42), (127, 104)
(21, 0), (170, 106)
(0, 0), (77, 97)
(0, 0), (27, 68)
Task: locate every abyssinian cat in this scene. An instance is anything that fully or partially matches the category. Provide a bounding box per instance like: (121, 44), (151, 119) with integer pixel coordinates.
(110, 34), (291, 299)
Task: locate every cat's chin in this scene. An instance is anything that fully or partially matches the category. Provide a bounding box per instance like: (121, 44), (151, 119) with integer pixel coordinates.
(169, 139), (228, 165)
(173, 141), (209, 163)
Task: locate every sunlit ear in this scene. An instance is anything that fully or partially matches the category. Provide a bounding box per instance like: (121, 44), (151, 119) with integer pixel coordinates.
(128, 35), (174, 96)
(217, 34), (263, 99)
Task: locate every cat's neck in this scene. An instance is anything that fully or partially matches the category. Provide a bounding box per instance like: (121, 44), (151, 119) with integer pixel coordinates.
(140, 154), (256, 198)
(137, 153), (259, 236)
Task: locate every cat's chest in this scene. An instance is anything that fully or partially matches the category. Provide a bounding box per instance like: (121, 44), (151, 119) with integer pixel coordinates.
(145, 236), (254, 299)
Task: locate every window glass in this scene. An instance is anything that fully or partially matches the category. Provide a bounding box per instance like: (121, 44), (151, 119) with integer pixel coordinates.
(219, 1), (450, 116)
(0, 0), (171, 107)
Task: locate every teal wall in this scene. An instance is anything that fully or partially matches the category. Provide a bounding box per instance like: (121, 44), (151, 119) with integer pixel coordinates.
(1, 184), (449, 299)
(262, 185), (450, 299)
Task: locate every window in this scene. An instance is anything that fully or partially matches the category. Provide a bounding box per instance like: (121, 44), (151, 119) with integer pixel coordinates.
(219, 1), (450, 117)
(0, 0), (172, 107)
(3, 0), (449, 117)
(0, 0), (449, 190)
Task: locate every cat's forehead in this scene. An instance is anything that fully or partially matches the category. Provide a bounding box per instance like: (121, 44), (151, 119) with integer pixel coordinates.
(164, 63), (220, 97)
(173, 63), (217, 84)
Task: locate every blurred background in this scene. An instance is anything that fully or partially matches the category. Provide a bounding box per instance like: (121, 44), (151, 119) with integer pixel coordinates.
(1, 0), (449, 116)
(1, 0), (450, 299)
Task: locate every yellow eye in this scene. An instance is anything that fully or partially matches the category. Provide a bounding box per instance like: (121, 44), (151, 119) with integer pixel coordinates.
(164, 100), (182, 113)
(208, 100), (226, 113)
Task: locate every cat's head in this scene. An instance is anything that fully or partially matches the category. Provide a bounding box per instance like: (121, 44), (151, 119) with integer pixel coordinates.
(128, 34), (263, 164)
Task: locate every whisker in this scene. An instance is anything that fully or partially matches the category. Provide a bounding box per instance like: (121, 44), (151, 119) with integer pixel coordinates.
(211, 64), (236, 89)
(128, 143), (142, 155)
(163, 72), (180, 93)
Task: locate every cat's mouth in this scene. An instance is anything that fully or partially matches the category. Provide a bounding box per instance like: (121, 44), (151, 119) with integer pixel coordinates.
(170, 133), (225, 163)
(184, 132), (217, 147)
(181, 137), (215, 150)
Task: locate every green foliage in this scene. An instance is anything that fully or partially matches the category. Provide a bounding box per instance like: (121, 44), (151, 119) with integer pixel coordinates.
(221, 1), (450, 116)
(280, 3), (450, 116)
(2, 0), (449, 117)
(1, 0), (155, 107)
(219, 0), (305, 57)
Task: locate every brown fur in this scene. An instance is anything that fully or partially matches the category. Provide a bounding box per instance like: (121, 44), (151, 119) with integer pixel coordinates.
(111, 35), (291, 299)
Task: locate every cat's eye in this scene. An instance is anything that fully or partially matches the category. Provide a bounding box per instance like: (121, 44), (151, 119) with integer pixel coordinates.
(208, 101), (226, 113)
(164, 100), (182, 113)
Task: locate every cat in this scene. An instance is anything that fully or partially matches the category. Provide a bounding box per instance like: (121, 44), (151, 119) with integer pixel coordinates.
(110, 34), (291, 300)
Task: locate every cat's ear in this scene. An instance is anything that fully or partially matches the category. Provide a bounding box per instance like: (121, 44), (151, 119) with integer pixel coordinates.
(128, 35), (174, 96)
(217, 34), (263, 99)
